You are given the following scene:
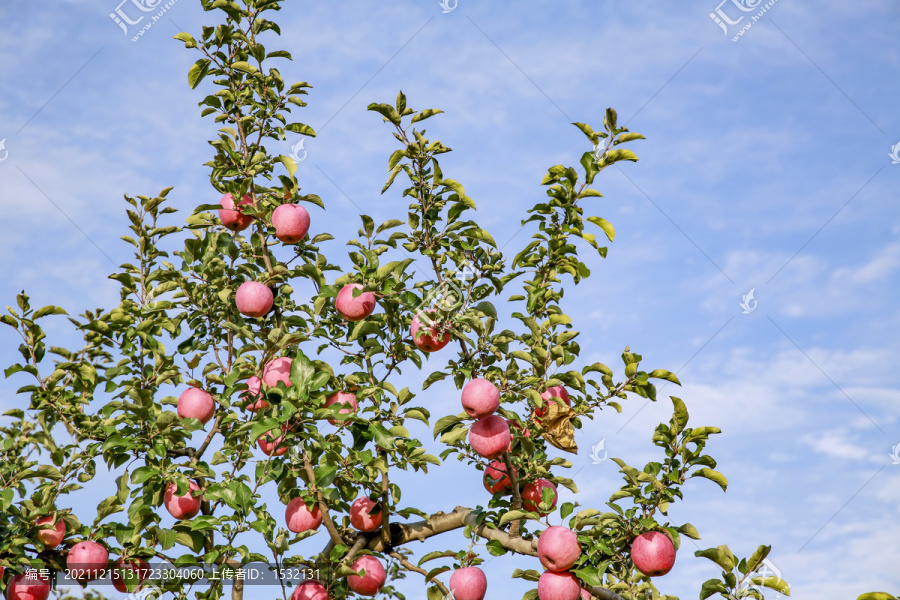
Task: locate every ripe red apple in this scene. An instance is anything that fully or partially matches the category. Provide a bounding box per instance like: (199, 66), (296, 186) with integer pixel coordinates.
(349, 497), (383, 532)
(291, 580), (328, 600)
(347, 555), (385, 596)
(177, 387), (216, 424)
(410, 311), (451, 352)
(461, 378), (500, 419)
(449, 566), (487, 600)
(243, 376), (269, 411)
(262, 356), (293, 388)
(483, 460), (516, 495)
(538, 526), (582, 572)
(285, 498), (323, 534)
(468, 415), (511, 459)
(581, 590), (592, 600)
(535, 385), (571, 419)
(324, 391), (358, 425)
(5, 572), (51, 600)
(522, 478), (558, 516)
(335, 284), (376, 322)
(258, 429), (288, 456)
(66, 541), (109, 582)
(537, 571), (581, 600)
(164, 480), (202, 520)
(111, 558), (151, 593)
(631, 531), (676, 577)
(34, 515), (65, 548)
(235, 281), (274, 318)
(272, 204), (310, 244)
(218, 192), (254, 232)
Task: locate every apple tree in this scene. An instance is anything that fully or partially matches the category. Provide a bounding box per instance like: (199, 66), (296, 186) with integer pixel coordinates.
(0, 1), (799, 600)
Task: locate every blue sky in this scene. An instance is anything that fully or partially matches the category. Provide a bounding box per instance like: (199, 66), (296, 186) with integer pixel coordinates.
(1, 1), (899, 598)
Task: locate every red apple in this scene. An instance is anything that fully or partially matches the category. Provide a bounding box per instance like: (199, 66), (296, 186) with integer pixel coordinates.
(177, 387), (216, 424)
(164, 480), (202, 520)
(335, 284), (376, 322)
(291, 580), (328, 600)
(349, 497), (383, 532)
(347, 555), (385, 597)
(449, 566), (487, 600)
(258, 429), (288, 456)
(535, 385), (571, 419)
(243, 376), (269, 411)
(537, 571), (580, 600)
(538, 526), (581, 572)
(5, 572), (51, 600)
(218, 192), (254, 232)
(324, 391), (358, 425)
(522, 478), (558, 516)
(410, 311), (451, 352)
(34, 515), (65, 548)
(461, 378), (500, 419)
(631, 531), (676, 577)
(468, 415), (511, 459)
(235, 281), (274, 318)
(262, 356), (292, 388)
(111, 558), (151, 593)
(66, 540), (109, 582)
(285, 498), (323, 534)
(581, 590), (592, 600)
(483, 460), (516, 495)
(272, 204), (310, 244)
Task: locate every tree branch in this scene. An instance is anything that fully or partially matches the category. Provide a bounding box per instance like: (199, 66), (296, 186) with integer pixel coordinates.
(303, 453), (344, 547)
(389, 551), (450, 597)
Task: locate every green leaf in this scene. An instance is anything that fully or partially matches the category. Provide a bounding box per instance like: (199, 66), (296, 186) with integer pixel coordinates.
(649, 369), (681, 385)
(499, 510), (531, 527)
(694, 545), (735, 571)
(188, 59), (211, 89)
(33, 305), (67, 319)
(748, 576), (791, 595)
(671, 396), (689, 435)
(279, 155), (297, 178)
(693, 468), (728, 492)
(174, 32), (197, 48)
(699, 579), (729, 600)
(290, 353), (315, 389)
(411, 109), (444, 124)
(745, 545), (771, 574)
(586, 216), (615, 242)
(485, 539), (507, 556)
(432, 415), (461, 438)
(370, 423), (394, 449)
(857, 595), (898, 600)
(232, 61), (259, 73)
